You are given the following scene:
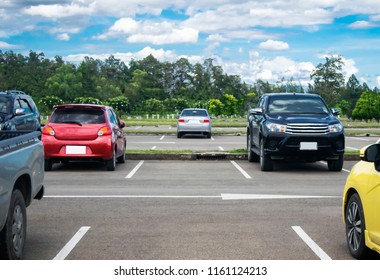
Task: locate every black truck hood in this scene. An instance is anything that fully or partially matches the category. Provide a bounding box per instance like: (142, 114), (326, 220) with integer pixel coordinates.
(266, 114), (340, 125)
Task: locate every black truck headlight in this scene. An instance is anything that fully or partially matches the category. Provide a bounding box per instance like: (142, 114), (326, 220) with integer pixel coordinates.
(266, 122), (287, 133)
(328, 123), (343, 133)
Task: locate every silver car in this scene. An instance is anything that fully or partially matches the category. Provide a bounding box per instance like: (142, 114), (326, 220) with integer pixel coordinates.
(177, 108), (212, 138)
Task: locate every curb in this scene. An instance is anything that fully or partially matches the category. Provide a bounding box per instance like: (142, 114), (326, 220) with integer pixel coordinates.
(126, 152), (360, 161)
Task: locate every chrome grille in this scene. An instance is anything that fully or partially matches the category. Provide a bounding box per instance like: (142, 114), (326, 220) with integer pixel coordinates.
(286, 123), (328, 135)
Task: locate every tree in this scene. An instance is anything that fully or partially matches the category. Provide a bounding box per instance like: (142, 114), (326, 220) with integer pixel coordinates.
(144, 98), (165, 114)
(352, 91), (380, 121)
(73, 97), (102, 104)
(39, 95), (64, 115)
(164, 98), (189, 113)
(310, 56), (345, 106)
(208, 99), (223, 116)
(45, 64), (82, 101)
(336, 100), (351, 116)
(107, 96), (129, 116)
(222, 94), (238, 116)
(342, 74), (362, 117)
(77, 57), (102, 98)
(239, 92), (256, 113)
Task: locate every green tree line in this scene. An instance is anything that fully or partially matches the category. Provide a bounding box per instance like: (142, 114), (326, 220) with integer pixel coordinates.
(1, 50), (379, 120)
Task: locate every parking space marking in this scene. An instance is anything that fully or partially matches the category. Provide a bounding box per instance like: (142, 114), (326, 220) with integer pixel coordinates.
(211, 136), (215, 141)
(221, 194), (339, 200)
(345, 136), (370, 142)
(346, 146), (359, 150)
(151, 146), (157, 150)
(45, 194), (340, 199)
(230, 160), (252, 179)
(160, 135), (165, 140)
(292, 226), (332, 260)
(125, 160), (144, 179)
(218, 146), (225, 151)
(53, 226), (91, 260)
(319, 161), (351, 173)
(135, 141), (176, 144)
(45, 195), (221, 198)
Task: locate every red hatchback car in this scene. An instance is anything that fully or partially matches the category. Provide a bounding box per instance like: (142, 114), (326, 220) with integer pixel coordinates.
(42, 104), (127, 171)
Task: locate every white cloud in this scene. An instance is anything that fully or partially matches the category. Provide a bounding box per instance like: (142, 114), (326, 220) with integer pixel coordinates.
(0, 41), (23, 49)
(258, 40), (289, 51)
(348, 20), (375, 29)
(1, 0), (379, 88)
(317, 53), (358, 81)
(206, 34), (229, 42)
(370, 14), (380, 21)
(96, 17), (198, 45)
(64, 47), (178, 64)
(249, 49), (260, 58)
(22, 0), (171, 19)
(24, 2), (96, 18)
(57, 33), (70, 41)
(221, 54), (315, 86)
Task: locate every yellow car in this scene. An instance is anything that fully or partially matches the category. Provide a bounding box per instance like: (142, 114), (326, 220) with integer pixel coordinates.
(342, 142), (380, 259)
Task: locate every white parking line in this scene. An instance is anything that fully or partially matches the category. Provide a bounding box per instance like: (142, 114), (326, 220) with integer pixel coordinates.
(221, 194), (340, 200)
(151, 146), (157, 150)
(53, 226), (91, 260)
(319, 161), (351, 173)
(45, 195), (221, 198)
(218, 146), (225, 151)
(346, 136), (370, 142)
(136, 142), (176, 144)
(230, 160), (252, 179)
(125, 160), (144, 179)
(292, 226), (332, 260)
(346, 146), (359, 150)
(211, 136), (215, 141)
(45, 194), (340, 200)
(160, 135), (165, 140)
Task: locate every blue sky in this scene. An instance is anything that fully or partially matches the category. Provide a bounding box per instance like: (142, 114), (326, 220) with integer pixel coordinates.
(1, 0), (380, 88)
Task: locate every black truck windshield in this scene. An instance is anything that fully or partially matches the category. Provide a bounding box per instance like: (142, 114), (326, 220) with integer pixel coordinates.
(268, 96), (329, 115)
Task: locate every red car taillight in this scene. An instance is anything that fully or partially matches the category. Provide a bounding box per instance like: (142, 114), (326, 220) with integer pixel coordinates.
(178, 118), (185, 123)
(203, 119), (210, 123)
(97, 126), (112, 136)
(42, 126), (55, 136)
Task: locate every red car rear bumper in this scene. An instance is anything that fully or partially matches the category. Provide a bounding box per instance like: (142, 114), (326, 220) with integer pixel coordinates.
(43, 136), (114, 160)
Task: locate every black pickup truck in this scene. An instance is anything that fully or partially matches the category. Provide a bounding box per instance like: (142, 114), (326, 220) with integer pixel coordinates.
(0, 131), (44, 259)
(246, 93), (345, 171)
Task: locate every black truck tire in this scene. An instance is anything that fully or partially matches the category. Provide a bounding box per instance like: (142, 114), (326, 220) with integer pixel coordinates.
(0, 189), (27, 260)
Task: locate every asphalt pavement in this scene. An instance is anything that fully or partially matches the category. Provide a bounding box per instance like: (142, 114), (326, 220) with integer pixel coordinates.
(21, 134), (379, 260)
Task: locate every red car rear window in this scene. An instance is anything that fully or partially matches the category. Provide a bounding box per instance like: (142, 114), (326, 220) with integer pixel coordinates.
(50, 108), (106, 124)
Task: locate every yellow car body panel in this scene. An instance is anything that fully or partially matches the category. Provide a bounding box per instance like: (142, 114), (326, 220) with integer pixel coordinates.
(342, 149), (380, 256)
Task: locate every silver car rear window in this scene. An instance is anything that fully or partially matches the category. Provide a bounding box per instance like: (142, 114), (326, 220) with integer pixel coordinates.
(181, 110), (208, 117)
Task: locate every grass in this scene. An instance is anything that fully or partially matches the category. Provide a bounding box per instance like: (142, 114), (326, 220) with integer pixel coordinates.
(123, 116), (380, 128)
(345, 149), (360, 155)
(126, 149), (242, 154)
(126, 148), (360, 154)
(126, 149), (193, 154)
(122, 116), (380, 136)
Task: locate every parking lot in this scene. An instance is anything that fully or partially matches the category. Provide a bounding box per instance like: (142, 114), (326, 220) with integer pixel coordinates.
(24, 135), (378, 260)
(126, 134), (376, 152)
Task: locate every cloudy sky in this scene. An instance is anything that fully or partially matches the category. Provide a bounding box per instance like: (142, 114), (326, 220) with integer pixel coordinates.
(1, 0), (380, 88)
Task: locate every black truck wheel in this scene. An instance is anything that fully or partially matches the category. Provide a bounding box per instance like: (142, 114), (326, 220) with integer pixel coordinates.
(260, 139), (273, 171)
(0, 189), (27, 260)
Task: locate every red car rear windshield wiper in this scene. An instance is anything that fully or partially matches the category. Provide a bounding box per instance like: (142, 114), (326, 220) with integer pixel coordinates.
(60, 121), (83, 126)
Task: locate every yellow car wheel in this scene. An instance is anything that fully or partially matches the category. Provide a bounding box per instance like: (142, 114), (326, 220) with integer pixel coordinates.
(345, 193), (370, 259)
